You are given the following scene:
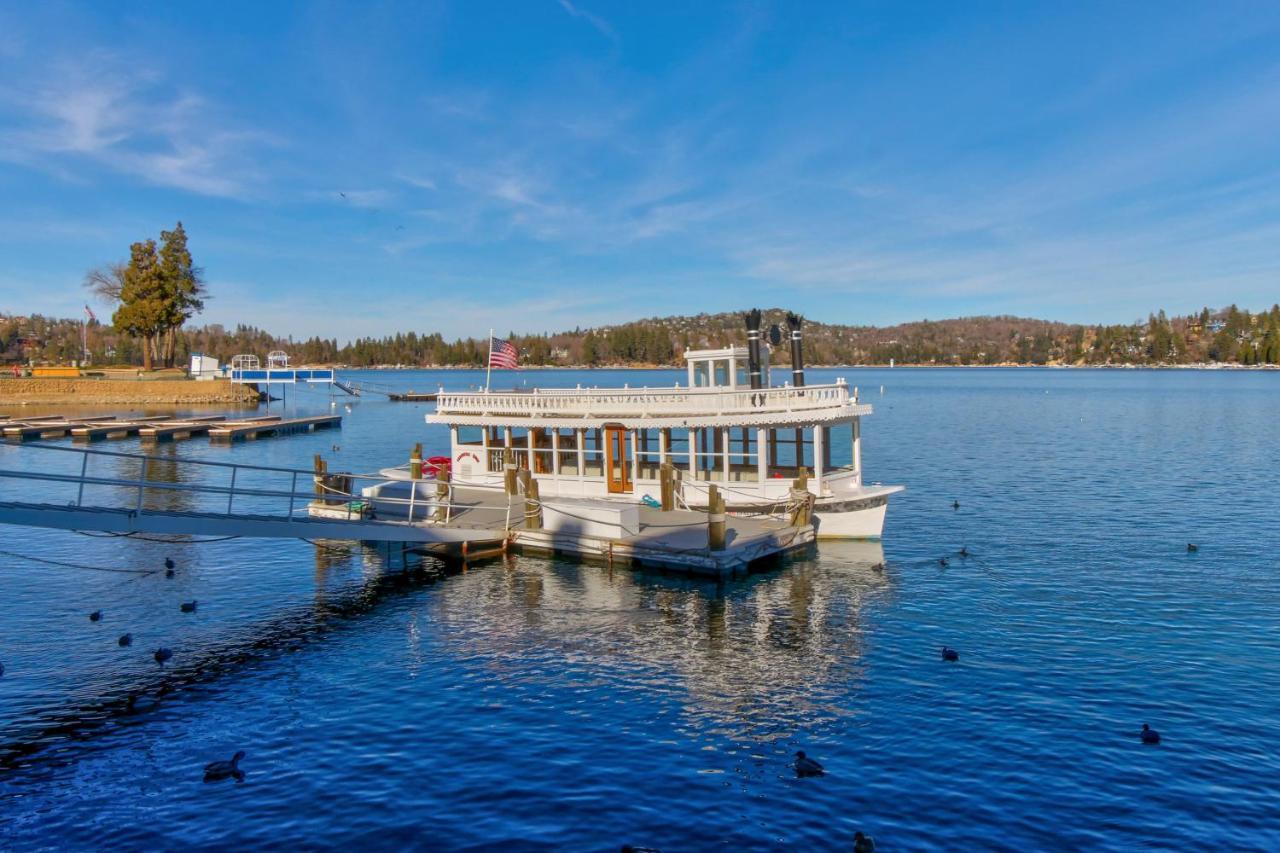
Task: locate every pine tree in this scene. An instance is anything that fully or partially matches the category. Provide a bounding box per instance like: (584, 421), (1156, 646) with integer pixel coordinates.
(157, 222), (206, 368)
(112, 240), (167, 371)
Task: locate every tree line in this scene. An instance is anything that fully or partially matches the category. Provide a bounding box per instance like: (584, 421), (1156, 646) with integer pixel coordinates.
(6, 304), (1280, 369)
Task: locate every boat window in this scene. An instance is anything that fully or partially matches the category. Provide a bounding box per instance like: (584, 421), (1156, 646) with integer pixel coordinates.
(713, 360), (731, 387)
(456, 426), (483, 446)
(693, 361), (710, 387)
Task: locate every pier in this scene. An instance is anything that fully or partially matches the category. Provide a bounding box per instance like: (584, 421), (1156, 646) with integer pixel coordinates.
(208, 414), (341, 443)
(1, 413), (341, 445)
(0, 444), (813, 578)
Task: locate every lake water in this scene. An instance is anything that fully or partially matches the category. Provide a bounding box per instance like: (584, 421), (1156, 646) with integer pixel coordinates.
(1, 367), (1278, 851)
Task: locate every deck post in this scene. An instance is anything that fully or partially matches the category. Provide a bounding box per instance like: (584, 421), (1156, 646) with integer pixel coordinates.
(814, 425), (824, 494)
(708, 485), (726, 551)
(659, 428), (670, 465)
(410, 442), (423, 479)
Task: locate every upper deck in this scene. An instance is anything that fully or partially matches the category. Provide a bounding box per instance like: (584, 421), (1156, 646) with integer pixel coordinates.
(429, 379), (871, 429)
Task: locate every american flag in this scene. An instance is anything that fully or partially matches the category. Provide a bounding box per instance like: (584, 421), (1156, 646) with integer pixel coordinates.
(488, 336), (519, 369)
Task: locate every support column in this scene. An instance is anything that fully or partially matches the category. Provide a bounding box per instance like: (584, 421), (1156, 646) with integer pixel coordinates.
(687, 427), (697, 480)
(551, 429), (561, 476)
(756, 427), (767, 495)
(721, 427), (730, 482)
(852, 418), (862, 487)
(659, 428), (670, 465)
(630, 430), (639, 489)
(481, 427), (490, 475)
(526, 428), (536, 473)
(576, 428), (586, 486)
(813, 425), (824, 495)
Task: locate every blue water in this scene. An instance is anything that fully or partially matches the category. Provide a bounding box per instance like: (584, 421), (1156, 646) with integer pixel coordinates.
(1, 368), (1278, 851)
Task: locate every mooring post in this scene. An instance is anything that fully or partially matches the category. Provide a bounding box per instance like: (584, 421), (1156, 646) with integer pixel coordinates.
(526, 477), (542, 529)
(659, 461), (674, 511)
(434, 464), (450, 522)
(313, 454), (327, 502)
(503, 447), (517, 496)
(410, 442), (423, 480)
(708, 484), (726, 551)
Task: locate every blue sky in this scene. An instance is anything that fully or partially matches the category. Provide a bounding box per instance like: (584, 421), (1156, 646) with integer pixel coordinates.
(2, 1), (1279, 340)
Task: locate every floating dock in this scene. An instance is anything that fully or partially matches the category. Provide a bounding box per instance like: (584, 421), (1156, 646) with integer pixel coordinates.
(2, 413), (341, 445)
(137, 415), (228, 443)
(71, 416), (173, 441)
(208, 414), (341, 443)
(4, 416), (119, 440)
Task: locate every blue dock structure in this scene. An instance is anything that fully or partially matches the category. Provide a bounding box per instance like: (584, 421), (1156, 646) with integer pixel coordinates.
(226, 351), (357, 405)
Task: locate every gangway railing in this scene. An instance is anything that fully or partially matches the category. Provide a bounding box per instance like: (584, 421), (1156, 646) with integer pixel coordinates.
(0, 443), (500, 538)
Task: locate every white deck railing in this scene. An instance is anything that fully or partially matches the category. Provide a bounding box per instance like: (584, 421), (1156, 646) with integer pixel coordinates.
(435, 380), (855, 418)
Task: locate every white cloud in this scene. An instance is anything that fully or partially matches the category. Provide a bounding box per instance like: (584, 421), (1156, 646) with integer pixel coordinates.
(0, 53), (274, 199)
(556, 0), (619, 45)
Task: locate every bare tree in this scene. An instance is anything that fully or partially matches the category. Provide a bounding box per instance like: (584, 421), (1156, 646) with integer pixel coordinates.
(83, 262), (127, 304)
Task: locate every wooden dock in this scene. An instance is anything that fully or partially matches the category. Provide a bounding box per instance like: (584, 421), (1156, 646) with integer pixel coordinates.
(4, 416), (118, 440)
(387, 391), (438, 402)
(208, 414), (341, 443)
(137, 415), (228, 443)
(71, 416), (172, 441)
(3, 412), (341, 445)
(355, 485), (815, 578)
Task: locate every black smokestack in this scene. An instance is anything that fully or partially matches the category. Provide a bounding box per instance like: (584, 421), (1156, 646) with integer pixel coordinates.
(744, 308), (763, 389)
(786, 312), (804, 387)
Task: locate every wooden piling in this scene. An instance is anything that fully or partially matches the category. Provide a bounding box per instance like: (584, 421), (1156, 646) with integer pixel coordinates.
(659, 461), (675, 511)
(410, 442), (423, 479)
(526, 478), (542, 529)
(708, 484), (726, 551)
(434, 464), (450, 522)
(313, 454), (327, 501)
(503, 447), (517, 495)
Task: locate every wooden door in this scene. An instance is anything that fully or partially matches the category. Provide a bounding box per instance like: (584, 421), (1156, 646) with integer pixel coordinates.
(604, 426), (631, 493)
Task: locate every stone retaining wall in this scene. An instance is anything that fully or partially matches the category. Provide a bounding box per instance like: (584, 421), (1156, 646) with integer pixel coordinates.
(0, 378), (260, 405)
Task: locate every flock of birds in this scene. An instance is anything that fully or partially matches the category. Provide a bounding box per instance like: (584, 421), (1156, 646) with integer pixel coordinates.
(2, 496), (1194, 801)
(6, 555), (249, 783)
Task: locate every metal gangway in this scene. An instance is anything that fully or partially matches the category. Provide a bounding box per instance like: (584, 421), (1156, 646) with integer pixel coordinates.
(0, 443), (496, 545)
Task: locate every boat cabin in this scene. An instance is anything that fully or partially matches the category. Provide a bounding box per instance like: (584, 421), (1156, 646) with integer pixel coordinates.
(428, 349), (869, 508)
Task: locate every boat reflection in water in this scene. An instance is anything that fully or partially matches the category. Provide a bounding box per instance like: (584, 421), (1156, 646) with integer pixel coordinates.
(409, 540), (890, 743)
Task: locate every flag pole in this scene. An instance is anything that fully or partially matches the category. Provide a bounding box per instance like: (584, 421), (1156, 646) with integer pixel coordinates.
(485, 328), (494, 393)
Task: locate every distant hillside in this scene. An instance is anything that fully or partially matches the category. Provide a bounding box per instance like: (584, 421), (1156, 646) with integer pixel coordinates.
(3, 304), (1279, 368)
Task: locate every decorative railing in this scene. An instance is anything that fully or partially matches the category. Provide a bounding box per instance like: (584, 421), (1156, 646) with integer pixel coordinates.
(434, 380), (857, 418)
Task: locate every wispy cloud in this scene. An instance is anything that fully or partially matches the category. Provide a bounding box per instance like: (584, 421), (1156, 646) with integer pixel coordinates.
(556, 0), (618, 45)
(0, 52), (274, 199)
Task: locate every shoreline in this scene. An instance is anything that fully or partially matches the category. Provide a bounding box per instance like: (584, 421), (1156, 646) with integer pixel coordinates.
(330, 362), (1280, 371)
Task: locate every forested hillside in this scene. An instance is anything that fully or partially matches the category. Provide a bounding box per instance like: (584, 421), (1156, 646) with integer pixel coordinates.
(4, 305), (1280, 368)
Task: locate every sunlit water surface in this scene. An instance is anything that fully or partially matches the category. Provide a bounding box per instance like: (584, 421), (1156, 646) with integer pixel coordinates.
(1, 368), (1278, 850)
